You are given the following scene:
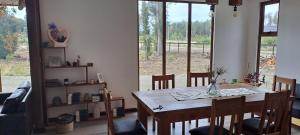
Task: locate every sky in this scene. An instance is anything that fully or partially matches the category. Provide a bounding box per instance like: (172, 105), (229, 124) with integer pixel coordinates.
(168, 3), (210, 22)
(8, 6), (26, 20)
(265, 3), (279, 15)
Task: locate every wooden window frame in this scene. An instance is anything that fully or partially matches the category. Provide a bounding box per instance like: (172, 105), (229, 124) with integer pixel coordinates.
(256, 0), (280, 74)
(138, 0), (215, 89)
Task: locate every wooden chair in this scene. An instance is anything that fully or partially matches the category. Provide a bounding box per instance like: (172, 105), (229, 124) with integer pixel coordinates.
(242, 91), (291, 135)
(187, 72), (211, 87)
(103, 90), (147, 135)
(152, 74), (175, 131)
(189, 96), (246, 135)
(272, 75), (296, 95)
(187, 72), (211, 127)
(152, 74), (175, 90)
(272, 75), (296, 134)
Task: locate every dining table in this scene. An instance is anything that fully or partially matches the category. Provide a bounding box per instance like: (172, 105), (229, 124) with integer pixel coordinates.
(132, 83), (288, 135)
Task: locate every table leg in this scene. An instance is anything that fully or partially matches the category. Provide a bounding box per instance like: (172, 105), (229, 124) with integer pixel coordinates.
(157, 118), (170, 135)
(137, 102), (148, 129)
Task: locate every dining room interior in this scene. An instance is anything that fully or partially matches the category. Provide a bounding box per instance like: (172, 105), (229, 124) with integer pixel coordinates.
(1, 0), (300, 135)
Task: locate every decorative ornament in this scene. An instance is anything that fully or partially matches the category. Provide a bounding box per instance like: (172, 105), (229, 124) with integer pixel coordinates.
(47, 23), (70, 47)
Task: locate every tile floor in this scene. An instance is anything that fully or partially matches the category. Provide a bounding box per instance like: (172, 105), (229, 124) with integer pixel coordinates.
(36, 113), (300, 135)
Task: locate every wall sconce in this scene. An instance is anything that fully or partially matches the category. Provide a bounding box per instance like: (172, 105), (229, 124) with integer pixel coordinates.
(229, 0), (242, 17)
(206, 0), (218, 17)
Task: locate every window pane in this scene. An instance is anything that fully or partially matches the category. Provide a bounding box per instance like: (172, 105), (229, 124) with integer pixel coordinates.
(259, 37), (277, 88)
(138, 1), (163, 91)
(0, 6), (31, 93)
(263, 3), (279, 32)
(166, 3), (188, 88)
(191, 4), (211, 73)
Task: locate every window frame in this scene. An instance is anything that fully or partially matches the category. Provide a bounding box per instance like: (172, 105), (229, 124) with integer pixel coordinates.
(138, 0), (215, 89)
(256, 0), (280, 74)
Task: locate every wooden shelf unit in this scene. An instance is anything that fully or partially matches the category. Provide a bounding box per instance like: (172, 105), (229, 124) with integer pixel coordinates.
(45, 82), (107, 88)
(41, 46), (113, 125)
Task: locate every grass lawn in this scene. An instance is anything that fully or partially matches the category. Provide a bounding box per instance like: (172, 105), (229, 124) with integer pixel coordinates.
(1, 60), (31, 93)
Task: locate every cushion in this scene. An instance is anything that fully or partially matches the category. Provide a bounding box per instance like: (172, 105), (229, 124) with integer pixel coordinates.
(113, 118), (147, 135)
(189, 126), (230, 135)
(1, 89), (27, 114)
(242, 118), (270, 135)
(295, 84), (300, 99)
(292, 99), (300, 118)
(17, 81), (31, 92)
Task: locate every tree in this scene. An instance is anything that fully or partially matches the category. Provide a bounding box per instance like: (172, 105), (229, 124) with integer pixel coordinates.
(265, 13), (273, 26)
(148, 2), (163, 56)
(0, 7), (26, 59)
(272, 11), (278, 26)
(141, 2), (152, 60)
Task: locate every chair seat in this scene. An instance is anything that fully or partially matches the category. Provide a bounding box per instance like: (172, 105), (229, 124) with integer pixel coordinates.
(189, 126), (230, 135)
(242, 118), (275, 135)
(113, 118), (147, 135)
(292, 99), (300, 118)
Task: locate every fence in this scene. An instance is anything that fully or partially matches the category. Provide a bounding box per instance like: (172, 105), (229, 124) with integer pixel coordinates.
(139, 41), (210, 54)
(260, 44), (276, 58)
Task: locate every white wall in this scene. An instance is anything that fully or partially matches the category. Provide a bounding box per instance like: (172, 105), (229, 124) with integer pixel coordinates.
(276, 0), (300, 82)
(214, 0), (249, 81)
(40, 0), (138, 117)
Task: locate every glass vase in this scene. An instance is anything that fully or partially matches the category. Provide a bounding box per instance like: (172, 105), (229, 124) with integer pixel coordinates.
(207, 82), (220, 96)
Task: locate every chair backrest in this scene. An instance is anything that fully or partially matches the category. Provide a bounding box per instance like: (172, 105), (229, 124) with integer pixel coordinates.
(103, 89), (115, 135)
(152, 74), (175, 90)
(272, 75), (296, 96)
(209, 96), (246, 135)
(257, 91), (290, 134)
(187, 72), (211, 87)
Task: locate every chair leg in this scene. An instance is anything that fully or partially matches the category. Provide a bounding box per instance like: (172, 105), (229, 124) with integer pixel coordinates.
(289, 116), (292, 135)
(217, 117), (220, 126)
(182, 121), (185, 135)
(189, 120), (191, 124)
(196, 119), (198, 127)
(152, 118), (156, 131)
(172, 122), (175, 128)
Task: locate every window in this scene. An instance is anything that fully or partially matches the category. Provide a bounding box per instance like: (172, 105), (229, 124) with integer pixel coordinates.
(263, 3), (279, 33)
(257, 1), (279, 88)
(0, 6), (31, 93)
(166, 3), (188, 88)
(138, 1), (213, 90)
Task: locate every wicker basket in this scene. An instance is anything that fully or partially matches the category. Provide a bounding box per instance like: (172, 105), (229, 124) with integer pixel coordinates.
(55, 114), (74, 134)
(56, 121), (74, 134)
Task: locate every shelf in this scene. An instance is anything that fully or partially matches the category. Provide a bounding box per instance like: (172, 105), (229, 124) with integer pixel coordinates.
(43, 46), (65, 49)
(45, 82), (106, 88)
(48, 96), (121, 108)
(48, 101), (103, 108)
(45, 65), (91, 69)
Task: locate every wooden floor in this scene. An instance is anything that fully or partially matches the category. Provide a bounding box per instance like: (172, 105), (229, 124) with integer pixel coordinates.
(36, 113), (300, 135)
